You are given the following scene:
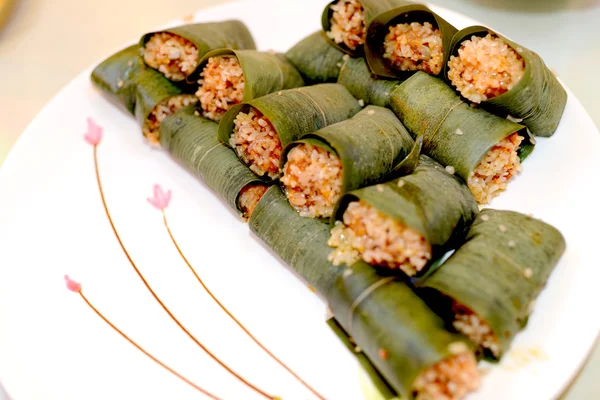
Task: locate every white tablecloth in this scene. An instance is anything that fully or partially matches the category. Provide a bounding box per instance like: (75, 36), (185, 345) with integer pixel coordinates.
(0, 0), (598, 398)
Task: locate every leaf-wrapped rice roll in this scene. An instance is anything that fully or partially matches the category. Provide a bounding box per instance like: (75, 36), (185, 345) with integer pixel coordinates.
(285, 31), (348, 84)
(160, 107), (269, 218)
(134, 69), (198, 146)
(337, 57), (402, 107)
(329, 155), (478, 277)
(250, 186), (480, 399)
(280, 106), (414, 218)
(91, 45), (145, 114)
(195, 49), (304, 122)
(389, 72), (535, 205)
(140, 21), (256, 82)
(362, 2), (457, 79)
(416, 209), (566, 359)
(218, 84), (362, 180)
(445, 26), (567, 137)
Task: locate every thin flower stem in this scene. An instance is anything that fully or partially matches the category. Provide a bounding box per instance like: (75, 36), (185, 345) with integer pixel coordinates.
(162, 210), (326, 400)
(93, 145), (273, 399)
(79, 291), (222, 400)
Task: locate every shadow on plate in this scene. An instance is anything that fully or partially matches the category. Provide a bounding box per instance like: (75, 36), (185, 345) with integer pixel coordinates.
(466, 0), (599, 13)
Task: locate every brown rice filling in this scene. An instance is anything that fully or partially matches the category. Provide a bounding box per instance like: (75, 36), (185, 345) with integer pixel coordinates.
(452, 302), (501, 357)
(142, 95), (198, 146)
(238, 184), (268, 219)
(413, 351), (480, 400)
(281, 144), (343, 219)
(328, 201), (431, 275)
(326, 0), (367, 51)
(383, 22), (444, 75)
(143, 33), (199, 81)
(447, 34), (525, 103)
(467, 133), (523, 205)
(196, 56), (245, 122)
(231, 108), (282, 179)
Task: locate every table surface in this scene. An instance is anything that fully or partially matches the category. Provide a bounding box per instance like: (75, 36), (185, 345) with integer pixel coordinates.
(0, 0), (598, 398)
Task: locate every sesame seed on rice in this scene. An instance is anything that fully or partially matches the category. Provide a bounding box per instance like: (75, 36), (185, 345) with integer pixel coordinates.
(142, 95), (198, 146)
(230, 108), (282, 179)
(413, 351), (480, 400)
(326, 0), (367, 51)
(448, 34), (525, 103)
(238, 184), (268, 219)
(383, 22), (444, 75)
(143, 32), (199, 81)
(196, 56), (245, 122)
(467, 133), (523, 205)
(452, 301), (501, 357)
(328, 201), (431, 276)
(281, 143), (343, 218)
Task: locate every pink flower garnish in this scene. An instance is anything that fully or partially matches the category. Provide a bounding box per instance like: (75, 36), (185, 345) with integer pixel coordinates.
(84, 118), (103, 146)
(147, 184), (172, 210)
(65, 275), (82, 293)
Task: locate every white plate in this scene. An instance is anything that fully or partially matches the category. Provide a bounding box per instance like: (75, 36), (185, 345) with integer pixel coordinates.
(0, 1), (598, 399)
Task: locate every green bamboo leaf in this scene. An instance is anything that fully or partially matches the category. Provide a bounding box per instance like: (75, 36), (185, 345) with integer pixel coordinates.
(140, 21), (256, 82)
(384, 133), (423, 180)
(198, 49), (305, 101)
(133, 68), (184, 129)
(364, 3), (457, 79)
(160, 107), (269, 217)
(249, 186), (343, 295)
(285, 31), (347, 84)
(416, 209), (566, 359)
(389, 72), (535, 183)
(333, 155), (479, 266)
(444, 26), (567, 137)
(250, 186), (474, 398)
(282, 106), (414, 195)
(322, 0), (411, 56)
(337, 57), (402, 107)
(91, 45), (146, 114)
(326, 317), (399, 399)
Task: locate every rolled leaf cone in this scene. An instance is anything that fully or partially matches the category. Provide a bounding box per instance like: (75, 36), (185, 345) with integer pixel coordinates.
(250, 186), (476, 398)
(218, 84), (362, 176)
(160, 107), (269, 217)
(140, 21), (256, 82)
(282, 106), (414, 197)
(285, 31), (347, 84)
(91, 45), (146, 114)
(364, 3), (457, 79)
(333, 155), (479, 270)
(444, 26), (567, 137)
(133, 68), (184, 129)
(321, 0), (411, 56)
(198, 49), (305, 100)
(389, 72), (535, 184)
(416, 209), (566, 359)
(337, 57), (402, 107)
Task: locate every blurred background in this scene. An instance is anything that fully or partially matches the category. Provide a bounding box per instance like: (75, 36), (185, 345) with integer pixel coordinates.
(0, 0), (598, 398)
